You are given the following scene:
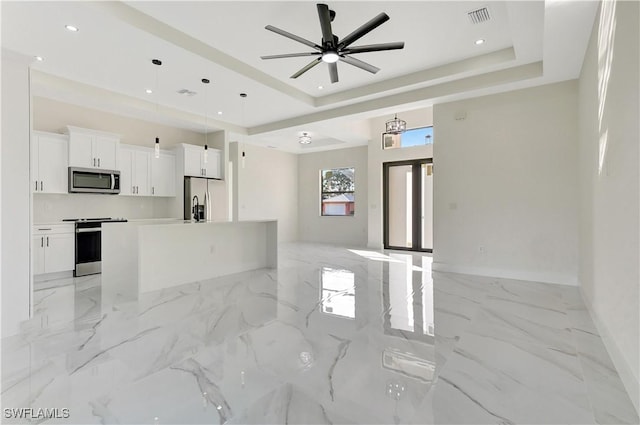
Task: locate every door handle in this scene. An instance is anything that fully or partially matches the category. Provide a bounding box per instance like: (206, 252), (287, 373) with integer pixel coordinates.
(46, 236), (49, 247)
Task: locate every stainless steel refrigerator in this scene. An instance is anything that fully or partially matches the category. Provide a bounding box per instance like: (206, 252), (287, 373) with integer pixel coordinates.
(183, 176), (227, 221)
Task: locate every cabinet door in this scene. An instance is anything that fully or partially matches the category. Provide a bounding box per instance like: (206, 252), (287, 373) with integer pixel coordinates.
(151, 153), (176, 196)
(119, 149), (134, 196)
(95, 136), (118, 170)
(134, 150), (150, 196)
(203, 149), (221, 179)
(69, 133), (94, 168)
(31, 136), (40, 193)
(44, 233), (75, 274)
(38, 135), (68, 194)
(184, 147), (203, 177)
(32, 236), (46, 275)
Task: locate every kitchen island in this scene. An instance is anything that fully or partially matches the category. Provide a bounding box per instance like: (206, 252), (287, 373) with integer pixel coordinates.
(101, 220), (277, 302)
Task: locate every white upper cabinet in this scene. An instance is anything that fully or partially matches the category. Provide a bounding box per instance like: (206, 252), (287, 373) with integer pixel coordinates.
(67, 126), (120, 170)
(32, 132), (69, 194)
(119, 146), (150, 196)
(119, 144), (176, 197)
(151, 152), (176, 197)
(182, 144), (221, 179)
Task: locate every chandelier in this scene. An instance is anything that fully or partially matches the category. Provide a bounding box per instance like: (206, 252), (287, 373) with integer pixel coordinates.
(385, 113), (407, 134)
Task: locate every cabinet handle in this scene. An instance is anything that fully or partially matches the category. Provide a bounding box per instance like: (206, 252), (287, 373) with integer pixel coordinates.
(152, 187), (155, 195)
(98, 158), (101, 167)
(38, 228), (51, 231)
(41, 237), (43, 247)
(46, 236), (49, 247)
(93, 158), (96, 167)
(40, 181), (43, 191)
(132, 186), (135, 193)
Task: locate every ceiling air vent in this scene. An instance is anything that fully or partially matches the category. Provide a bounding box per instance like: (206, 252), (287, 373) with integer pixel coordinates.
(467, 7), (491, 24)
(177, 89), (197, 96)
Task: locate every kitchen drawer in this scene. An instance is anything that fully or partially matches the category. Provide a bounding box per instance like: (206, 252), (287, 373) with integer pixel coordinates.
(33, 224), (74, 235)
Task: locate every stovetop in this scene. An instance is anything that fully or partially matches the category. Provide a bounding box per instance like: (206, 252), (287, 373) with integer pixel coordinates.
(63, 217), (128, 223)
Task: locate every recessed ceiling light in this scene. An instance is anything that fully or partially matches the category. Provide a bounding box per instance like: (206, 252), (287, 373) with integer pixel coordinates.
(65, 25), (79, 32)
(475, 39), (485, 45)
(318, 85), (324, 90)
(34, 56), (44, 62)
(217, 111), (223, 115)
(145, 89), (153, 94)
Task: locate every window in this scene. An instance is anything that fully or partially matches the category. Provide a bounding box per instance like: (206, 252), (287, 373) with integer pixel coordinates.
(383, 126), (433, 150)
(321, 167), (355, 216)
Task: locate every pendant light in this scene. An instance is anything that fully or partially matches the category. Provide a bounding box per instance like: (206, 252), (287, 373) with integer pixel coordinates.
(240, 93), (247, 168)
(385, 113), (407, 134)
(152, 59), (162, 158)
(202, 78), (210, 163)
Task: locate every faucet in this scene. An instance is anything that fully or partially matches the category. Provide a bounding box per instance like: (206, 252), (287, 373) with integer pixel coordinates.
(192, 195), (200, 221)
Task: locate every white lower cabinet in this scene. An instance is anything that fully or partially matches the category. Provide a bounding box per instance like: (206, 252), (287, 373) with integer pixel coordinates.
(33, 225), (75, 275)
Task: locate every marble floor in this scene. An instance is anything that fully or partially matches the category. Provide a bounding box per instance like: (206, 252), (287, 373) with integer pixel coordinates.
(1, 243), (638, 424)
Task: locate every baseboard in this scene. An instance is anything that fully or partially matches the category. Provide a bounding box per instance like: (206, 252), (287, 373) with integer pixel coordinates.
(431, 262), (578, 286)
(579, 286), (640, 416)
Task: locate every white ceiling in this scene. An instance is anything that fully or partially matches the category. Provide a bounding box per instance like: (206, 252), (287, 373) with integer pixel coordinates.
(1, 1), (598, 153)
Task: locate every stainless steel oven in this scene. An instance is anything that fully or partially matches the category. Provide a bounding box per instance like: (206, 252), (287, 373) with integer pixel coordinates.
(68, 167), (120, 194)
(63, 218), (127, 276)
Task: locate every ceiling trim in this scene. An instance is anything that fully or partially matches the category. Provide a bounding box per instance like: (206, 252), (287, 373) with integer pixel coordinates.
(315, 47), (517, 107)
(250, 61), (543, 135)
(89, 1), (315, 107)
(31, 70), (247, 135)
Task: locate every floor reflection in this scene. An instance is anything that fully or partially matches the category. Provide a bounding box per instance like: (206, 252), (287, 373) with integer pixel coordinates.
(4, 243), (636, 424)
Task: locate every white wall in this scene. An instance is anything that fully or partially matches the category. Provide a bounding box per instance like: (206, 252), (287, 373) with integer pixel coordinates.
(298, 146), (368, 246)
(368, 108), (433, 249)
(1, 50), (32, 336)
(578, 0), (639, 410)
(33, 97), (205, 148)
(230, 142), (298, 242)
(433, 81), (579, 285)
(33, 194), (173, 222)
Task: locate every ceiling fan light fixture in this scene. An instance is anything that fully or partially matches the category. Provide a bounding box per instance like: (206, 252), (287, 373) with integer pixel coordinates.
(299, 133), (312, 145)
(385, 114), (407, 134)
(321, 51), (340, 63)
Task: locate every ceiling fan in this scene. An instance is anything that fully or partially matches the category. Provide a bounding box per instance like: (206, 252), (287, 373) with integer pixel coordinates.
(261, 3), (404, 84)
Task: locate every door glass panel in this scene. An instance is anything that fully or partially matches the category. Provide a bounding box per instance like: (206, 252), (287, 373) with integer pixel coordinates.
(388, 164), (413, 248)
(421, 163), (433, 250)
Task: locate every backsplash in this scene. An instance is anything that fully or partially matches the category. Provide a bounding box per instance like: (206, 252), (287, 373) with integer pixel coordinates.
(33, 193), (175, 223)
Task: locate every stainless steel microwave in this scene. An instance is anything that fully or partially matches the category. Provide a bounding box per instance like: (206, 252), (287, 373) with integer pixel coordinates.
(68, 167), (120, 194)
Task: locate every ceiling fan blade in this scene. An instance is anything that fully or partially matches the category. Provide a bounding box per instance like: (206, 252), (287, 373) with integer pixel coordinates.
(342, 42), (405, 55)
(340, 55), (380, 74)
(338, 12), (390, 49)
(329, 62), (339, 83)
(265, 25), (322, 50)
(317, 4), (335, 46)
(291, 58), (322, 79)
(261, 52), (321, 60)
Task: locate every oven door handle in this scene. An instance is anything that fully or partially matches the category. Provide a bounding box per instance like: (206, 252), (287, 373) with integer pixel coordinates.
(76, 228), (101, 233)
